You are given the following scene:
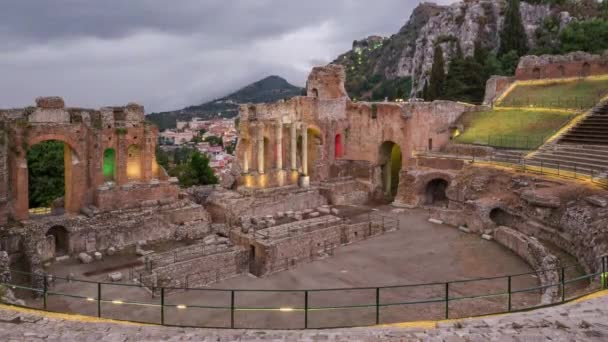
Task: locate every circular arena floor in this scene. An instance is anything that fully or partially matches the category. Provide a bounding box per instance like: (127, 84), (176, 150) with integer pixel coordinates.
(23, 207), (540, 329)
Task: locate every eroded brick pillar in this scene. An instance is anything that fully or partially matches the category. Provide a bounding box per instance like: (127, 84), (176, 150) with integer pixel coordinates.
(116, 134), (127, 186)
(290, 122), (297, 171)
(276, 121), (283, 170)
(257, 123), (265, 174)
(301, 123), (308, 176)
(142, 129), (153, 181)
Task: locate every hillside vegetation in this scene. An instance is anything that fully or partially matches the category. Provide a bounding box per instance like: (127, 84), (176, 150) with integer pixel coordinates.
(498, 77), (608, 110)
(147, 76), (302, 131)
(454, 108), (575, 149)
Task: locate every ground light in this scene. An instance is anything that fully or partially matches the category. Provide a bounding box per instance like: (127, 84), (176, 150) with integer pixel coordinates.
(279, 307), (295, 312)
(177, 305), (187, 309)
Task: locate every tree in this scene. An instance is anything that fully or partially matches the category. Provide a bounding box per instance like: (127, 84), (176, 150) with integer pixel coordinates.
(170, 151), (218, 188)
(204, 135), (223, 147)
(499, 50), (521, 75)
(27, 141), (65, 208)
(560, 19), (608, 54)
(499, 0), (528, 57)
(428, 44), (446, 100)
(443, 43), (486, 104)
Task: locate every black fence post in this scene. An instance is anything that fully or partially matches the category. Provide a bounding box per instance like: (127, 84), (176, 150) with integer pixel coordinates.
(507, 276), (512, 312)
(161, 287), (165, 325)
(304, 290), (309, 329)
(43, 275), (48, 310)
(445, 282), (449, 319)
(230, 290), (235, 329)
(97, 282), (102, 318)
(561, 267), (566, 303)
(375, 287), (380, 325)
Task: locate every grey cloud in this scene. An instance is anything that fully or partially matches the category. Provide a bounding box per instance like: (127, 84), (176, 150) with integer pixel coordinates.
(0, 1), (442, 112)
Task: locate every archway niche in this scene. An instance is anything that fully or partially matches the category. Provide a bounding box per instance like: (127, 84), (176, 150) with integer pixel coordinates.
(379, 141), (402, 199)
(335, 133), (343, 158)
(27, 140), (69, 215)
(558, 65), (566, 78)
(240, 138), (252, 173)
(103, 148), (116, 182)
(489, 208), (518, 227)
(425, 178), (449, 207)
(127, 144), (142, 180)
(46, 226), (69, 256)
(311, 88), (319, 98)
(532, 67), (541, 79)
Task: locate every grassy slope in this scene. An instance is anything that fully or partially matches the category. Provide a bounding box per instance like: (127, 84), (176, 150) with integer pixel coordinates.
(455, 109), (575, 149)
(499, 78), (608, 110)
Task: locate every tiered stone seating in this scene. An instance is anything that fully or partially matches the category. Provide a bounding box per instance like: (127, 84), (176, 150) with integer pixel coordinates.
(525, 102), (608, 176)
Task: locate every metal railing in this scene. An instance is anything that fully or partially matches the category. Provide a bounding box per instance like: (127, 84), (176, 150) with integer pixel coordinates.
(497, 95), (603, 111)
(3, 256), (607, 329)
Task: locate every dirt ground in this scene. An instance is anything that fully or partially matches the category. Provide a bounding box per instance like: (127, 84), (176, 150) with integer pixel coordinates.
(16, 206), (555, 329)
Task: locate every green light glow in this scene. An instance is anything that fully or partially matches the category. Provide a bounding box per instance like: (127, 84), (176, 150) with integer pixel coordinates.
(103, 148), (116, 181)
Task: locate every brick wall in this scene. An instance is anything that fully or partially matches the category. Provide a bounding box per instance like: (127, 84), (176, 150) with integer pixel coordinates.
(515, 52), (608, 81)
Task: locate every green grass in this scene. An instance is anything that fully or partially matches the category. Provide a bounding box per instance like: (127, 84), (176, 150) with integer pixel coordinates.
(499, 78), (608, 110)
(454, 109), (575, 149)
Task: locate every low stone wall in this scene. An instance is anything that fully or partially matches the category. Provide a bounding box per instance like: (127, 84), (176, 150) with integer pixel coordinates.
(319, 179), (370, 205)
(94, 181), (179, 212)
(205, 187), (328, 225)
(441, 144), (495, 159)
(416, 157), (466, 171)
(494, 226), (560, 304)
(139, 247), (248, 289)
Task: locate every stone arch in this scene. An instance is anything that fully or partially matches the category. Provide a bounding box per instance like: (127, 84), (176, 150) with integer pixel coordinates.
(311, 88), (319, 98)
(581, 62), (591, 77)
(532, 67), (541, 79)
(46, 225), (69, 256)
(14, 131), (86, 220)
(558, 65), (566, 78)
(379, 141), (402, 199)
(489, 207), (518, 227)
(424, 178), (449, 207)
(127, 144), (142, 180)
(335, 133), (343, 158)
(103, 148), (116, 182)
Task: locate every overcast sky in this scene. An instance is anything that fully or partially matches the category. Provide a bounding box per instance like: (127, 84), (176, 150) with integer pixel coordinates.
(0, 0), (445, 113)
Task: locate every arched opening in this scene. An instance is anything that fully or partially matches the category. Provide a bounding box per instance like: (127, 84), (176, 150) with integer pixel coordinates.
(311, 88), (319, 98)
(127, 144), (142, 180)
(46, 226), (69, 256)
(489, 208), (518, 227)
(103, 148), (116, 182)
(335, 134), (343, 158)
(558, 65), (566, 78)
(532, 67), (541, 79)
(263, 137), (272, 171)
(27, 140), (68, 215)
(379, 141), (402, 199)
(581, 62), (591, 77)
(425, 179), (449, 207)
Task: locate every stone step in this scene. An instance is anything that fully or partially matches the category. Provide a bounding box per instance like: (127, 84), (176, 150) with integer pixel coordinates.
(542, 149), (608, 160)
(532, 152), (608, 168)
(526, 156), (608, 174)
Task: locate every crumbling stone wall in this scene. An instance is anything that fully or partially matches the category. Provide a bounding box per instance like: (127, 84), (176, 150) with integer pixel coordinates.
(235, 65), (471, 189)
(515, 52), (608, 80)
(0, 97), (175, 222)
(483, 76), (515, 105)
(494, 226), (560, 304)
(406, 163), (608, 276)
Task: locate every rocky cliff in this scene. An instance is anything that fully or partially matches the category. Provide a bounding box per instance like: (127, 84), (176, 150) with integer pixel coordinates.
(334, 0), (560, 98)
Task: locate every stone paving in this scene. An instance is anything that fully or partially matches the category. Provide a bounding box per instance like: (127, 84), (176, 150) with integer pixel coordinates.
(0, 291), (607, 341)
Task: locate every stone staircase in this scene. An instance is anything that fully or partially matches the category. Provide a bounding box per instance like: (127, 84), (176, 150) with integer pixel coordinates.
(525, 102), (608, 177)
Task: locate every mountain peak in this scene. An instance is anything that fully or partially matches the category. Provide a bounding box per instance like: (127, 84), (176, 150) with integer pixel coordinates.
(147, 75), (303, 130)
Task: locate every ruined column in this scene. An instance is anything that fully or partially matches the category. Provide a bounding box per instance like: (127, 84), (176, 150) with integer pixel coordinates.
(301, 123), (308, 176)
(276, 121), (283, 170)
(290, 122), (297, 171)
(257, 123), (265, 174)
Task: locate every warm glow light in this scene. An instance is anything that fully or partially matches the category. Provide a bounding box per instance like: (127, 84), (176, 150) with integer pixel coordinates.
(279, 307), (294, 312)
(86, 297), (95, 302)
(112, 300), (124, 305)
(177, 305), (187, 309)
